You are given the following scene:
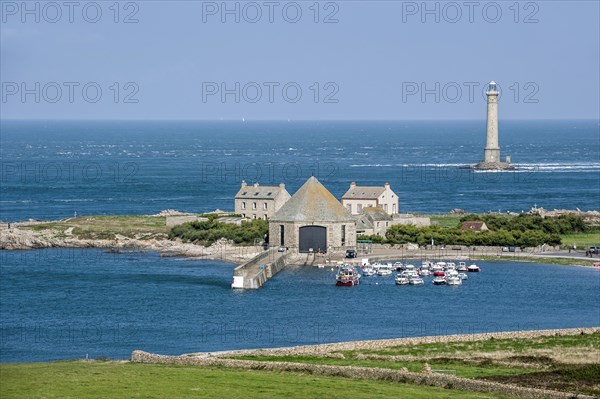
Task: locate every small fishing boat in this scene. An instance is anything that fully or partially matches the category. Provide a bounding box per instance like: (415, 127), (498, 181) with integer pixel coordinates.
(432, 276), (446, 285)
(336, 265), (361, 286)
(458, 272), (468, 280)
(457, 262), (468, 272)
(409, 276), (424, 285)
(393, 262), (403, 271)
(419, 268), (431, 276)
(446, 276), (462, 286)
(395, 275), (409, 285)
(377, 268), (393, 276)
(467, 264), (481, 272)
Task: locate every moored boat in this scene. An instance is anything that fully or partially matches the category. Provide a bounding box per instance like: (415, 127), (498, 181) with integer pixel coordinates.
(433, 270), (445, 277)
(457, 262), (468, 272)
(467, 264), (481, 272)
(446, 276), (462, 286)
(395, 275), (409, 285)
(409, 276), (424, 285)
(432, 276), (446, 285)
(336, 265), (361, 286)
(458, 272), (468, 280)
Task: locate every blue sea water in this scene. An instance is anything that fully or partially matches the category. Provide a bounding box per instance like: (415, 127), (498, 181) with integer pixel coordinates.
(1, 119), (599, 221)
(1, 120), (599, 362)
(1, 249), (599, 362)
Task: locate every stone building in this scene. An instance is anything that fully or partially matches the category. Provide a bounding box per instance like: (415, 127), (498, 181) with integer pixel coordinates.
(461, 221), (489, 232)
(269, 177), (356, 253)
(355, 208), (431, 236)
(341, 182), (398, 215)
(234, 181), (291, 220)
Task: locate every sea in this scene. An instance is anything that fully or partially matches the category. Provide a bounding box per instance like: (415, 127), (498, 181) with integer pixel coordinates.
(0, 119), (599, 362)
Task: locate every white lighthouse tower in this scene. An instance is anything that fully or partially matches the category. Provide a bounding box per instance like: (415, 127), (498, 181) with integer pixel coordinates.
(475, 81), (511, 170)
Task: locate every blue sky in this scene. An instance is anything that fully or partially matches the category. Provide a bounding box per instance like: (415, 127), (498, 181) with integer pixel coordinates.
(1, 0), (599, 120)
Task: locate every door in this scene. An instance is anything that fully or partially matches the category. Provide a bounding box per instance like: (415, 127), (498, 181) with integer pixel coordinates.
(299, 226), (327, 253)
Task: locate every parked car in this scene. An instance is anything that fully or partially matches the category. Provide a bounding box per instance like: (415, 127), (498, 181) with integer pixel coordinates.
(345, 249), (357, 258)
(588, 246), (600, 255)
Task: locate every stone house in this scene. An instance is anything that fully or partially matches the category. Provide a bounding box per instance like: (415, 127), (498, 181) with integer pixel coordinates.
(269, 177), (356, 253)
(461, 221), (489, 232)
(341, 182), (398, 215)
(234, 181), (291, 220)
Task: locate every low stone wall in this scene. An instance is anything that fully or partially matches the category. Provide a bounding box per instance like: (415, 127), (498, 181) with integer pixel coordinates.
(187, 327), (599, 358)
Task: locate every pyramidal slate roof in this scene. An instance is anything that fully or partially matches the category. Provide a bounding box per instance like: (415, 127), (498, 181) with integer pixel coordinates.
(271, 177), (353, 222)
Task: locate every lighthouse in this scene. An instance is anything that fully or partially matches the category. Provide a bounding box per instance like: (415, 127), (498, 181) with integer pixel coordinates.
(475, 81), (511, 170)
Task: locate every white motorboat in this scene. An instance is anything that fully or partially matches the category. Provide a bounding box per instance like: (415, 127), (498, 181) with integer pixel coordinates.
(432, 276), (446, 285)
(421, 261), (433, 269)
(445, 262), (456, 270)
(419, 269), (431, 276)
(458, 272), (468, 280)
(467, 264), (481, 272)
(446, 269), (459, 278)
(362, 268), (376, 277)
(457, 262), (468, 272)
(377, 268), (393, 276)
(409, 276), (424, 285)
(393, 262), (403, 271)
(446, 276), (462, 286)
(395, 275), (409, 285)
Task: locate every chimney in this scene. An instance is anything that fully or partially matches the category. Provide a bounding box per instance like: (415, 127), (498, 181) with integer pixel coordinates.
(350, 182), (356, 189)
(241, 180), (247, 188)
(253, 182), (259, 188)
(384, 182), (390, 188)
(279, 182), (285, 190)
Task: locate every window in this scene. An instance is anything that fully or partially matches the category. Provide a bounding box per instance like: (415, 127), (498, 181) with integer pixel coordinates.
(253, 214), (257, 219)
(241, 202), (246, 210)
(386, 222), (389, 227)
(252, 202), (257, 209)
(263, 203), (268, 210)
(280, 225), (285, 245)
(346, 204), (352, 213)
(341, 225), (346, 246)
(358, 204), (363, 212)
(384, 204), (388, 212)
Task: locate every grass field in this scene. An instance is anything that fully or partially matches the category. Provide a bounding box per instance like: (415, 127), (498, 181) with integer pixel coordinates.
(422, 214), (463, 228)
(560, 232), (600, 248)
(22, 216), (169, 240)
(233, 333), (600, 397)
(0, 362), (516, 399)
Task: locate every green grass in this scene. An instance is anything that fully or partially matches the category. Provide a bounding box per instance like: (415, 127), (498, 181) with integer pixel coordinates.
(234, 355), (534, 378)
(560, 232), (600, 248)
(22, 216), (168, 240)
(0, 362), (517, 399)
(423, 214), (463, 228)
(476, 255), (596, 266)
(354, 333), (600, 357)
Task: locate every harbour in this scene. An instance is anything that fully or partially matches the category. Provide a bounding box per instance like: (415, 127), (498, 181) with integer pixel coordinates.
(1, 248), (598, 363)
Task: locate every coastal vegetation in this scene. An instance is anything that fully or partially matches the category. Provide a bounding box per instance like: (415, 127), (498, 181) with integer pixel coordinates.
(359, 214), (598, 248)
(168, 219), (268, 246)
(22, 215), (169, 240)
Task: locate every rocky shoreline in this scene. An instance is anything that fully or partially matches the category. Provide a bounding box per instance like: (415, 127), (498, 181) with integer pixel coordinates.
(0, 222), (260, 264)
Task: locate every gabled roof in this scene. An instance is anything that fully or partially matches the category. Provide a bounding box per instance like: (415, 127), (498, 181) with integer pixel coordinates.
(271, 177), (353, 222)
(362, 207), (393, 221)
(342, 186), (386, 200)
(235, 185), (286, 200)
(461, 221), (488, 231)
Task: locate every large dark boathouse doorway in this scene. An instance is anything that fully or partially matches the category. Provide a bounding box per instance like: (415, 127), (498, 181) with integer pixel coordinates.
(299, 226), (327, 253)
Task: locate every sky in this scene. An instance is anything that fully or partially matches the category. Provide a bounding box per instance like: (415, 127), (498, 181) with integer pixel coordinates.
(1, 0), (599, 120)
